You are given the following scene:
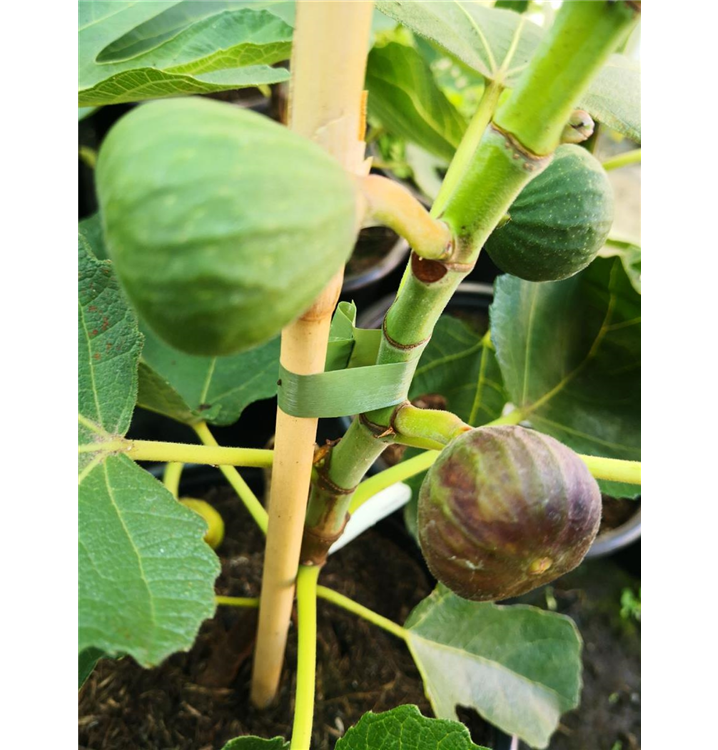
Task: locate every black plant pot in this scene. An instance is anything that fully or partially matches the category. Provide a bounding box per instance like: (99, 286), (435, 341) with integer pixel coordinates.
(342, 226), (410, 299)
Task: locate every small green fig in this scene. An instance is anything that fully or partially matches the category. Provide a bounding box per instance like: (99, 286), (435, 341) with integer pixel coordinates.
(485, 144), (614, 282)
(180, 498), (225, 550)
(96, 98), (358, 356)
(560, 110), (595, 144)
(418, 425), (601, 601)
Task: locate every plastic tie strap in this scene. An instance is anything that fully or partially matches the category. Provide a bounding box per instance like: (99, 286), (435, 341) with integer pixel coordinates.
(276, 302), (421, 418)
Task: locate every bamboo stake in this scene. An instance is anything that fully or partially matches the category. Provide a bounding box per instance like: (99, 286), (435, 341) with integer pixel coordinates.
(250, 0), (374, 708)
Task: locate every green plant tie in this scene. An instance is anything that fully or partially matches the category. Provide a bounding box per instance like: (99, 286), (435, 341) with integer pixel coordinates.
(277, 302), (420, 418)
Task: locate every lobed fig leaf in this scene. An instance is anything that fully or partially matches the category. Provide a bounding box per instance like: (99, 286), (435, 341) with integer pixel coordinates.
(96, 97), (359, 356)
(486, 144), (614, 281)
(418, 425), (601, 601)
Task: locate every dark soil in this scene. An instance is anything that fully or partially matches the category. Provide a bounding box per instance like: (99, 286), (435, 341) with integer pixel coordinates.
(345, 226), (401, 278)
(79, 476), (639, 750)
(79, 484), (498, 749)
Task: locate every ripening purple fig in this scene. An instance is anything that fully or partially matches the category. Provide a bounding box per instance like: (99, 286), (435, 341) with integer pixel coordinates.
(418, 425), (602, 601)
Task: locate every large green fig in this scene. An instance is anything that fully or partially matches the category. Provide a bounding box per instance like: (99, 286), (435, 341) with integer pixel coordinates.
(418, 425), (601, 601)
(485, 144), (614, 281)
(96, 98), (358, 356)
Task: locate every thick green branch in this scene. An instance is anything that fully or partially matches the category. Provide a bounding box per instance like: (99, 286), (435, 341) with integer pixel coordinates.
(493, 1), (640, 156)
(431, 79), (503, 218)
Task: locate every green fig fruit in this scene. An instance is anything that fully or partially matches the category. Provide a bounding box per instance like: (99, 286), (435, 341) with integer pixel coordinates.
(96, 98), (358, 356)
(418, 425), (601, 601)
(486, 144), (614, 281)
(179, 498), (225, 550)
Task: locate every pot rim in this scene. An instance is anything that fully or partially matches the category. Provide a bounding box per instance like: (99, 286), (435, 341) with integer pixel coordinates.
(585, 506), (641, 558)
(357, 281), (494, 329)
(343, 233), (410, 292)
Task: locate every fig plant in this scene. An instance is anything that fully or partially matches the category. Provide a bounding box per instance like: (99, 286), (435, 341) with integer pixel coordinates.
(78, 2), (641, 749)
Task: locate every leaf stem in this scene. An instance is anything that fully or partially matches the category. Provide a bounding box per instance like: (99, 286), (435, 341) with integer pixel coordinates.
(79, 145), (97, 169)
(602, 147), (641, 171)
(215, 595), (260, 608)
(431, 79), (503, 218)
(78, 440), (126, 454)
(579, 454), (641, 485)
(162, 462), (183, 498)
(193, 422), (268, 534)
(290, 565), (321, 750)
(349, 449), (641, 514)
(216, 586), (408, 642)
(125, 438), (273, 467)
(316, 585), (407, 642)
(348, 449), (440, 513)
(485, 409), (526, 426)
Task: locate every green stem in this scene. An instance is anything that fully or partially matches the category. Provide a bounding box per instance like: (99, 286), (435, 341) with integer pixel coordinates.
(79, 145), (97, 169)
(216, 587), (408, 642)
(303, 416), (387, 534)
(163, 462), (183, 498)
(301, 0), (639, 563)
(290, 565), (321, 750)
(579, 455), (641, 485)
(125, 438), (273, 467)
(431, 79), (503, 218)
(602, 148), (641, 171)
(392, 404), (471, 447)
(349, 450), (440, 514)
(349, 448), (642, 514)
(193, 422), (268, 534)
(216, 595), (260, 608)
(360, 175), (452, 260)
(486, 409), (526, 427)
(316, 586), (407, 641)
(493, 1), (639, 156)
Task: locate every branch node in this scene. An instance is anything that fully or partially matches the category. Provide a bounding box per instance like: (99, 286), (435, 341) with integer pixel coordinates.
(382, 313), (431, 351)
